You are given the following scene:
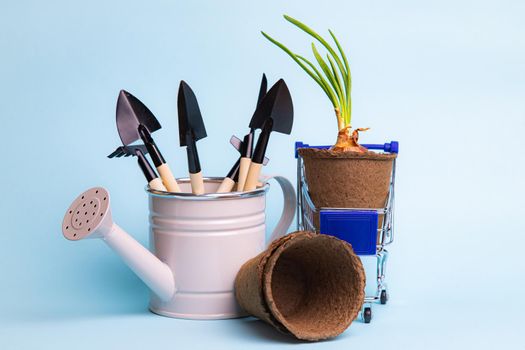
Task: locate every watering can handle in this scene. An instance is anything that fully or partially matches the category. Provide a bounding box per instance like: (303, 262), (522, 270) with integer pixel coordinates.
(260, 175), (296, 244)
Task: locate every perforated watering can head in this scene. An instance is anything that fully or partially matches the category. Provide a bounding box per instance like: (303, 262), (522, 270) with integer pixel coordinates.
(62, 187), (113, 240)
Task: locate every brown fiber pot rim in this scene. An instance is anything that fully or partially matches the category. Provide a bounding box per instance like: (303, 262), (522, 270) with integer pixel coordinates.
(298, 147), (397, 160)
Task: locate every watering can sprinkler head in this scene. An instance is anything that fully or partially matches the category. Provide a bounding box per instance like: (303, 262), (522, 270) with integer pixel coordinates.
(62, 187), (113, 240)
(61, 187), (175, 301)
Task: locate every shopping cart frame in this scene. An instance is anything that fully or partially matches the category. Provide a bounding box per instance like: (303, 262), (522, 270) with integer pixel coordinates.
(295, 141), (399, 323)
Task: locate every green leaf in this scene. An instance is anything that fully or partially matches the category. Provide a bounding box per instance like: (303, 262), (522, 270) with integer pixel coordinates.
(261, 33), (319, 86)
(297, 55), (339, 107)
(311, 43), (343, 101)
(311, 44), (346, 120)
(284, 15), (348, 86)
(261, 31), (338, 108)
(325, 53), (347, 119)
(329, 30), (352, 124)
(329, 29), (351, 86)
(326, 54), (341, 86)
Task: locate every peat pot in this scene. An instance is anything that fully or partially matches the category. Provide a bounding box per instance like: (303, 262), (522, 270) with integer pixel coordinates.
(298, 148), (397, 210)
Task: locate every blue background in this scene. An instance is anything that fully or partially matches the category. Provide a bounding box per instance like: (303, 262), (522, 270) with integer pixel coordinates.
(1, 0), (524, 348)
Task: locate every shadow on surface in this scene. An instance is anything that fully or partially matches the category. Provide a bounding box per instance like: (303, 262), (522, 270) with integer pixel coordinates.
(236, 317), (299, 343)
(236, 317), (342, 344)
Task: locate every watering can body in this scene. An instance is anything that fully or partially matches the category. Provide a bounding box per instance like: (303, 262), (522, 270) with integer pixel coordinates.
(148, 179), (274, 319)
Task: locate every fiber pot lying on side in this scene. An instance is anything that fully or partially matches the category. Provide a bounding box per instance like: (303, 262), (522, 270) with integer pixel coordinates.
(235, 231), (365, 341)
(264, 16), (398, 215)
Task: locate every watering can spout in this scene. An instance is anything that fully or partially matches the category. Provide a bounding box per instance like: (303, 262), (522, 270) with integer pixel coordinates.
(62, 187), (176, 302)
(103, 223), (175, 302)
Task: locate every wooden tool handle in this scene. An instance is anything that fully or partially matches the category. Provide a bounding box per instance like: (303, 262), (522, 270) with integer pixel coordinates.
(190, 171), (205, 195)
(236, 157), (251, 191)
(243, 162), (263, 191)
(149, 178), (167, 192)
(216, 177), (235, 193)
(157, 163), (181, 192)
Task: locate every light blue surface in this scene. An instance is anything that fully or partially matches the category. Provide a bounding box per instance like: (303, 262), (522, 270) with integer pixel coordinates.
(1, 0), (524, 349)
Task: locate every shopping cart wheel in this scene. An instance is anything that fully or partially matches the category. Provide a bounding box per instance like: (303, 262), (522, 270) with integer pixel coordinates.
(380, 290), (388, 305)
(363, 307), (372, 323)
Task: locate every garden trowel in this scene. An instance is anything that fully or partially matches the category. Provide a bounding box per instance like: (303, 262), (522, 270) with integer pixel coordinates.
(236, 73), (267, 191)
(243, 79), (293, 191)
(116, 90), (180, 192)
(177, 81), (207, 195)
(217, 74), (268, 193)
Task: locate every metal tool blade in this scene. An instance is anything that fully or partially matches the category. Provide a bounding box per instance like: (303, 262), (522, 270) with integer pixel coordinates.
(177, 81), (208, 146)
(229, 136), (269, 165)
(230, 135), (243, 151)
(116, 90), (162, 145)
(248, 79), (293, 134)
(249, 75), (270, 130)
(107, 144), (149, 158)
(256, 73), (267, 108)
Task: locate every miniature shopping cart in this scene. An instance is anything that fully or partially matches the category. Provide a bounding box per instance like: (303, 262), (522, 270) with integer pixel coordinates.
(295, 141), (399, 323)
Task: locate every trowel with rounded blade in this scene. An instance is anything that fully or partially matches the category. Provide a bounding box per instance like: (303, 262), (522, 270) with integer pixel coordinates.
(243, 79), (293, 191)
(116, 90), (180, 192)
(236, 73), (267, 191)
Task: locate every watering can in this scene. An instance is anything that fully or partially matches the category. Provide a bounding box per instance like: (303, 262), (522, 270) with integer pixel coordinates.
(61, 177), (295, 319)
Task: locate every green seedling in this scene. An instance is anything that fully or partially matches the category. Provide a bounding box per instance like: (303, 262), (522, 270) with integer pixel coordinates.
(263, 15), (369, 152)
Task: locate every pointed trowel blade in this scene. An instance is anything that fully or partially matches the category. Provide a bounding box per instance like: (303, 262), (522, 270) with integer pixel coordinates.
(249, 79), (293, 134)
(177, 81), (208, 146)
(116, 90), (162, 145)
(249, 74), (269, 129)
(256, 73), (267, 107)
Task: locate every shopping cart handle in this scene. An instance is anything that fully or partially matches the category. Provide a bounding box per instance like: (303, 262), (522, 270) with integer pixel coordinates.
(295, 141), (399, 158)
